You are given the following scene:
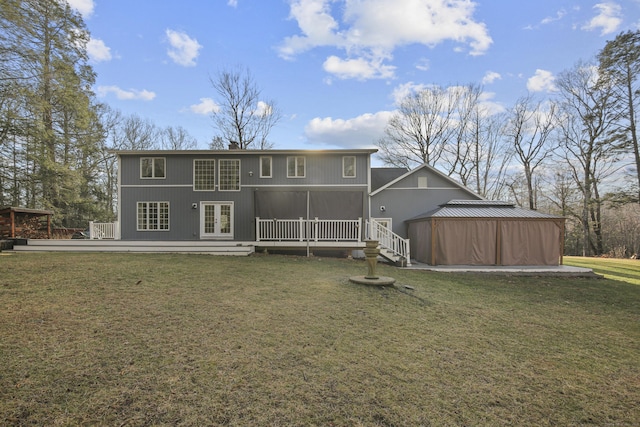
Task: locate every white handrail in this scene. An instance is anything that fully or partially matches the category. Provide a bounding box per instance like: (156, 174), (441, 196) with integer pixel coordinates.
(256, 217), (362, 242)
(88, 221), (119, 239)
(366, 219), (411, 266)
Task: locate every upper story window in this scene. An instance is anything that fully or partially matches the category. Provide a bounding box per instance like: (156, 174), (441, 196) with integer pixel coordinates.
(219, 159), (240, 191)
(260, 156), (272, 178)
(194, 159), (216, 191)
(343, 156), (356, 178)
(287, 156), (305, 178)
(141, 157), (165, 179)
(137, 201), (169, 231)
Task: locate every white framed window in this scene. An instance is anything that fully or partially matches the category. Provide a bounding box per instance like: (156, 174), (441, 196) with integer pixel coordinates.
(287, 156), (305, 178)
(219, 159), (240, 191)
(137, 201), (169, 231)
(260, 156), (272, 178)
(343, 156), (356, 178)
(193, 159), (216, 191)
(140, 157), (165, 179)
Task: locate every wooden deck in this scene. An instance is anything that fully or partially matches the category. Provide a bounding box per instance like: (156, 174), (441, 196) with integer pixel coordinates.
(9, 239), (368, 255)
(10, 240), (256, 255)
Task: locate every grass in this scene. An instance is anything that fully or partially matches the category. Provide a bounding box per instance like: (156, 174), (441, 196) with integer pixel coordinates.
(1, 252), (639, 426)
(565, 256), (640, 285)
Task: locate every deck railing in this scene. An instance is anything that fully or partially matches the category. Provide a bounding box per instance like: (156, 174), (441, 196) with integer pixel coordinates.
(256, 217), (362, 242)
(88, 221), (119, 239)
(366, 219), (411, 266)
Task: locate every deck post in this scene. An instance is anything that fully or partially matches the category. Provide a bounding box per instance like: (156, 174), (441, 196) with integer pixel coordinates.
(89, 221), (94, 239)
(299, 217), (304, 242)
(256, 217), (261, 242)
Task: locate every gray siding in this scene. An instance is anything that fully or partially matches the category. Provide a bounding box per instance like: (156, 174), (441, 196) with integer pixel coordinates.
(371, 167), (481, 238)
(118, 151), (370, 241)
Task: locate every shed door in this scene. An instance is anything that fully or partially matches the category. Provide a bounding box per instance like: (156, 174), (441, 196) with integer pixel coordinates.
(200, 202), (233, 239)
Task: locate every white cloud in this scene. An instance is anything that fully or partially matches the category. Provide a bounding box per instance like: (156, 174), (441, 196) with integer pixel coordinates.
(390, 82), (430, 105)
(165, 29), (202, 67)
(189, 98), (220, 115)
(96, 86), (156, 101)
(541, 9), (567, 25)
(66, 0), (95, 17)
(323, 56), (395, 80)
(582, 2), (623, 35)
(527, 69), (557, 93)
(415, 58), (430, 71)
(227, 0), (238, 6)
(87, 38), (112, 62)
(279, 0), (492, 81)
(482, 71), (501, 85)
(304, 111), (393, 148)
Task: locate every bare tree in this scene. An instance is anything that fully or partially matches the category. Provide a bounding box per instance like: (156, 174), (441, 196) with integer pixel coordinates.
(161, 126), (198, 150)
(598, 30), (640, 202)
(503, 94), (557, 209)
(377, 84), (467, 169)
(209, 66), (281, 149)
(556, 60), (625, 255)
(469, 111), (512, 199)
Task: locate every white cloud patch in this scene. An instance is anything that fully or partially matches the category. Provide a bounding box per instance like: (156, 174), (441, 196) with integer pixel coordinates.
(165, 29), (202, 67)
(66, 0), (95, 17)
(87, 38), (112, 62)
(527, 69), (557, 93)
(279, 0), (492, 81)
(97, 86), (156, 101)
(304, 111), (393, 148)
(227, 0), (238, 6)
(582, 2), (623, 35)
(323, 56), (395, 80)
(482, 71), (501, 85)
(189, 98), (220, 114)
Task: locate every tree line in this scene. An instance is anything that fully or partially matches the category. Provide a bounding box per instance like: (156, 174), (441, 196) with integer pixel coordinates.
(1, 0), (638, 256)
(378, 32), (640, 257)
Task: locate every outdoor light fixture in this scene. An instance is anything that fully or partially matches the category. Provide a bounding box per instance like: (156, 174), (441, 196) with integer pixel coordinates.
(380, 206), (386, 212)
(248, 171), (254, 176)
(191, 203), (198, 209)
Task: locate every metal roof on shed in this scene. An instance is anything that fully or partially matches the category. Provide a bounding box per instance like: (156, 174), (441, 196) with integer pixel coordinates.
(407, 200), (564, 221)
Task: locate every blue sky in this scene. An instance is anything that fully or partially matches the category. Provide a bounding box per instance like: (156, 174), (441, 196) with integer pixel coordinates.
(71, 0), (640, 154)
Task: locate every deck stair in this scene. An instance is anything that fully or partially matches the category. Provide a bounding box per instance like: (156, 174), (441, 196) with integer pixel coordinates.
(366, 220), (411, 267)
(10, 240), (255, 256)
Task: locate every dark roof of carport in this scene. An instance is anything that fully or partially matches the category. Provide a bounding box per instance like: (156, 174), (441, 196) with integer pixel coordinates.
(407, 200), (565, 221)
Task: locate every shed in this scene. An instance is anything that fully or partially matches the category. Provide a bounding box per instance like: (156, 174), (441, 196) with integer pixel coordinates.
(0, 207), (53, 239)
(406, 200), (565, 266)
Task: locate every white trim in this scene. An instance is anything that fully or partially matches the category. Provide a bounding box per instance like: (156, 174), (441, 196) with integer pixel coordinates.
(287, 156), (306, 178)
(260, 156), (272, 178)
(193, 159), (216, 191)
(136, 201), (170, 231)
(200, 201), (234, 239)
(122, 183), (369, 189)
(218, 159), (241, 191)
(342, 156), (356, 178)
(369, 163), (484, 199)
(140, 157), (166, 179)
(122, 184), (193, 188)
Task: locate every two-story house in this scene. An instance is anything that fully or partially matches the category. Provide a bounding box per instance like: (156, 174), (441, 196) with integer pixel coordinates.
(110, 147), (564, 266)
(116, 148), (376, 249)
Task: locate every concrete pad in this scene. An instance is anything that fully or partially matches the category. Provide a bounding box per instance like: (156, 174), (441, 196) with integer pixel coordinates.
(402, 263), (601, 278)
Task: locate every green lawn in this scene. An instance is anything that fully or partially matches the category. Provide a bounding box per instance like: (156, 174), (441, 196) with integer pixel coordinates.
(565, 256), (640, 285)
(1, 252), (639, 426)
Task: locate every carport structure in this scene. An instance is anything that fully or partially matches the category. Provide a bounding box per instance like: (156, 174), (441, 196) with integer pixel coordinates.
(0, 206), (53, 239)
(406, 200), (566, 266)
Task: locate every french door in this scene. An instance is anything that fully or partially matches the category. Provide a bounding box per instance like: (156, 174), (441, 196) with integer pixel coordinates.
(200, 202), (234, 239)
